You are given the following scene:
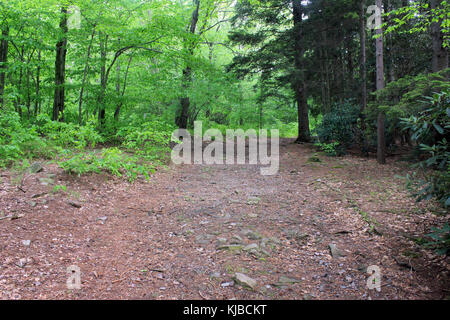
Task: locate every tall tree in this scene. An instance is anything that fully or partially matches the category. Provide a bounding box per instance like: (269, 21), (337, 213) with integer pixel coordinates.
(430, 0), (449, 72)
(292, 0), (310, 142)
(0, 24), (8, 108)
(52, 6), (68, 121)
(375, 0), (386, 164)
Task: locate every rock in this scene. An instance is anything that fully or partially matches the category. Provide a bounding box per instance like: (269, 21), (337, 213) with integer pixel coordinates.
(275, 275), (301, 286)
(243, 243), (259, 251)
(195, 234), (212, 245)
(216, 237), (227, 246)
(329, 243), (346, 258)
(241, 229), (262, 240)
(22, 240), (31, 246)
(246, 197), (261, 205)
(68, 201), (82, 208)
(345, 276), (353, 283)
(234, 273), (257, 290)
(39, 177), (54, 186)
(217, 244), (243, 252)
(247, 213), (258, 218)
(230, 235), (243, 244)
(29, 162), (43, 173)
(210, 272), (221, 279)
(27, 201), (37, 207)
(221, 281), (234, 287)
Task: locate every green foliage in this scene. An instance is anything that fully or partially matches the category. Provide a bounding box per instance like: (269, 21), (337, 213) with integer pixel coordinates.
(401, 90), (450, 207)
(0, 112), (55, 167)
(425, 223), (450, 256)
(316, 101), (360, 156)
(116, 119), (175, 165)
(367, 69), (450, 148)
(59, 147), (154, 182)
(314, 141), (341, 156)
(36, 114), (103, 150)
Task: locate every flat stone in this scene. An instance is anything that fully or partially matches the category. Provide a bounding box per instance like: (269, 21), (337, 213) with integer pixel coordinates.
(329, 243), (346, 258)
(22, 240), (31, 246)
(29, 162), (43, 173)
(234, 273), (257, 290)
(241, 229), (262, 240)
(39, 177), (54, 186)
(230, 235), (243, 244)
(276, 275), (302, 285)
(217, 244), (243, 251)
(243, 243), (259, 251)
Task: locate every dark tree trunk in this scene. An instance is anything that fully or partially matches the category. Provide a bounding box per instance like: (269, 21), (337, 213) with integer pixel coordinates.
(375, 0), (386, 164)
(292, 0), (310, 142)
(359, 0), (368, 153)
(176, 0), (200, 129)
(52, 7), (68, 121)
(35, 49), (41, 116)
(430, 0), (449, 72)
(97, 32), (108, 125)
(0, 25), (9, 108)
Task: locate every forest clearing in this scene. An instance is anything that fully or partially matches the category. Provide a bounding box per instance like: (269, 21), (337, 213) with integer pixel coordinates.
(0, 0), (449, 301)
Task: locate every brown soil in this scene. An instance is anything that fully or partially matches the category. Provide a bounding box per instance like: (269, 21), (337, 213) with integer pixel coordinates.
(0, 139), (449, 299)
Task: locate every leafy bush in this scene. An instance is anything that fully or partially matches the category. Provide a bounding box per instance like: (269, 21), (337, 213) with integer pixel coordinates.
(316, 101), (360, 156)
(59, 147), (154, 182)
(425, 223), (450, 256)
(367, 68), (450, 149)
(401, 90), (450, 207)
(116, 119), (174, 164)
(36, 114), (103, 150)
(0, 112), (55, 167)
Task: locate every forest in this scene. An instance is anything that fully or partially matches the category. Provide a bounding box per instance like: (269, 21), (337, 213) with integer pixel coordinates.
(0, 0), (449, 300)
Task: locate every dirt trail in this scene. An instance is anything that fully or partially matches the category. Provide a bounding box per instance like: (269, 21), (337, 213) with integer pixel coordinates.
(0, 139), (449, 299)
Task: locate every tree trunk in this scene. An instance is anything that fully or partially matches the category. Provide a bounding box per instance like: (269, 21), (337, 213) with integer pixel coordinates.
(359, 0), (368, 154)
(375, 0), (386, 164)
(176, 0), (200, 129)
(78, 27), (95, 124)
(97, 32), (108, 125)
(35, 49), (41, 116)
(0, 25), (9, 108)
(52, 7), (68, 121)
(292, 0), (310, 142)
(430, 0), (449, 72)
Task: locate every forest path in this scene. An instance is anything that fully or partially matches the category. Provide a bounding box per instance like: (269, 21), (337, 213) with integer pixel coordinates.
(0, 139), (448, 299)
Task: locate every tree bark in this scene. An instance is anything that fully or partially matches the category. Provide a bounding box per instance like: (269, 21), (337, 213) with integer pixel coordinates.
(292, 0), (310, 142)
(430, 0), (449, 72)
(52, 7), (68, 121)
(176, 0), (200, 129)
(78, 27), (95, 124)
(0, 25), (9, 108)
(97, 32), (108, 125)
(375, 0), (386, 164)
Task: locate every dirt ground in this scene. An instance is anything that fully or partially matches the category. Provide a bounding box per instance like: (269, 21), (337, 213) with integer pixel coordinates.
(0, 139), (449, 300)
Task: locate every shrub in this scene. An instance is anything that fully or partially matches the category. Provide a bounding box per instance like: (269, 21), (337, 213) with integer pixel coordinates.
(0, 112), (55, 167)
(401, 90), (450, 207)
(59, 147), (155, 182)
(116, 120), (174, 164)
(316, 101), (360, 156)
